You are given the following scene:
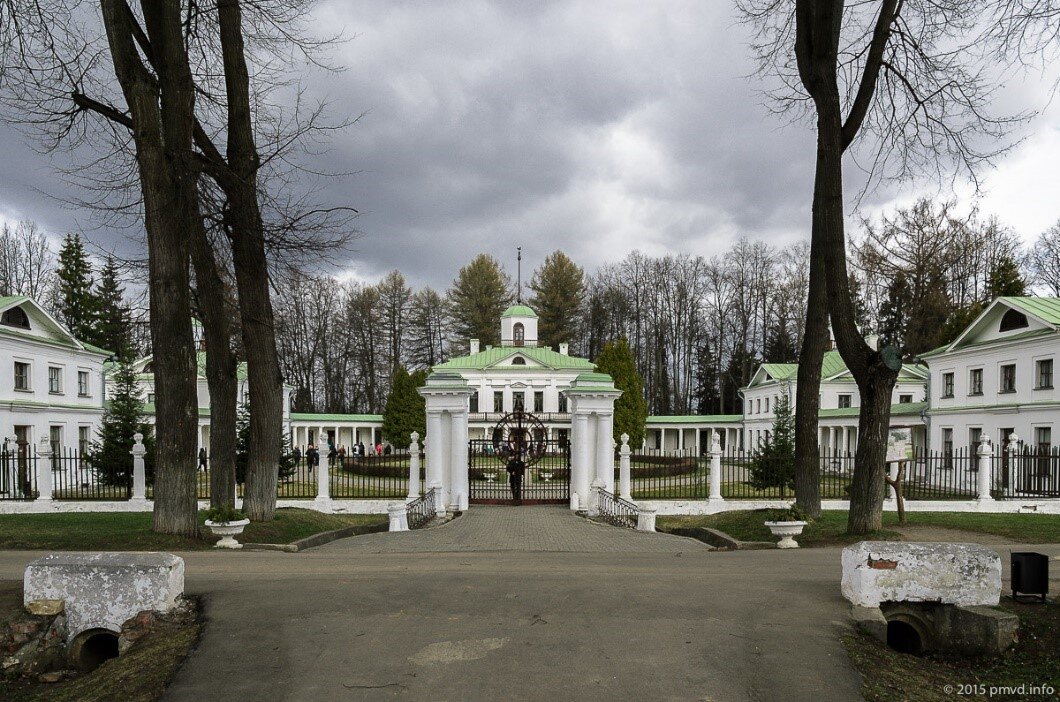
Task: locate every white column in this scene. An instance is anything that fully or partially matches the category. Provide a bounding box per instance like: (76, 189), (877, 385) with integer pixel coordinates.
(695, 429), (702, 456)
(408, 431), (421, 500)
(571, 412), (591, 510)
(425, 410), (444, 498)
(596, 412), (614, 493)
(450, 409), (470, 511)
(130, 432), (148, 503)
(709, 431), (723, 501)
(36, 436), (53, 501)
(677, 428), (684, 452)
(977, 434), (994, 502)
(618, 433), (632, 501)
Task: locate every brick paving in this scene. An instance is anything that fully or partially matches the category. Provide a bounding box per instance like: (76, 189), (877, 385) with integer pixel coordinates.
(316, 505), (706, 553)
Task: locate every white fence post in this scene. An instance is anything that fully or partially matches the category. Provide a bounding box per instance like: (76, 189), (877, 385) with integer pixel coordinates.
(708, 431), (723, 501)
(36, 436), (53, 501)
(313, 445), (332, 511)
(587, 485), (601, 517)
(408, 431), (421, 500)
(636, 505), (656, 532)
(388, 502), (409, 531)
(619, 433), (632, 501)
(977, 434), (994, 502)
(130, 433), (148, 502)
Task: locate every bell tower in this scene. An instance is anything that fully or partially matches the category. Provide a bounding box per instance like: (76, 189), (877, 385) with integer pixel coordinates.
(500, 305), (538, 348)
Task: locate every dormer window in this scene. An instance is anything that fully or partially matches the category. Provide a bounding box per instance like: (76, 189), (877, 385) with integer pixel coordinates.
(999, 309), (1029, 332)
(511, 356), (526, 365)
(1, 306), (30, 329)
(513, 322), (525, 347)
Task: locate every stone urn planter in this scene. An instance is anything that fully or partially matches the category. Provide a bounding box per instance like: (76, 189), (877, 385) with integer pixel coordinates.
(764, 520), (808, 549)
(204, 518), (250, 549)
(540, 471), (553, 483)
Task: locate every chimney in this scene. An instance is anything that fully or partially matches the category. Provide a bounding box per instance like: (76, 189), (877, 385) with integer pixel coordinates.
(559, 342), (569, 355)
(469, 338), (480, 354)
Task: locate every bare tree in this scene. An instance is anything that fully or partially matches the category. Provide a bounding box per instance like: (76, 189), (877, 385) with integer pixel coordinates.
(0, 221), (55, 301)
(739, 0), (1059, 531)
(1030, 222), (1060, 295)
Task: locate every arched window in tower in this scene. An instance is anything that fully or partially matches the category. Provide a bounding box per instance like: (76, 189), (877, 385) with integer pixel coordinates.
(998, 308), (1029, 332)
(511, 356), (526, 365)
(0, 306), (30, 329)
(513, 322), (525, 347)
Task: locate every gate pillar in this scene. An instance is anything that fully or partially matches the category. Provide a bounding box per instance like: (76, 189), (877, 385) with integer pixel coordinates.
(418, 371), (474, 511)
(562, 373), (622, 511)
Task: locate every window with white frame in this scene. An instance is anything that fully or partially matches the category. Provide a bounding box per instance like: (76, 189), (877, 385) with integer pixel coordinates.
(48, 366), (62, 394)
(1000, 364), (1016, 393)
(969, 427), (982, 451)
(838, 394), (852, 409)
(14, 361), (30, 391)
(78, 370), (90, 396)
(49, 426), (62, 455)
(1036, 426), (1052, 452)
(941, 372), (954, 398)
(969, 368), (983, 396)
(1036, 359), (1053, 390)
(78, 426), (91, 454)
(899, 394), (913, 403)
(942, 428), (954, 469)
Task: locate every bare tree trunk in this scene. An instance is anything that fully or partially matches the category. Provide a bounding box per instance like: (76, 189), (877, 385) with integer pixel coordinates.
(190, 219), (238, 510)
(793, 250), (827, 518)
(217, 0), (284, 521)
(101, 0), (199, 535)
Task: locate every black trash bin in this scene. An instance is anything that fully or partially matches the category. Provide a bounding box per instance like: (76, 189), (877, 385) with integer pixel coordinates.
(1011, 552), (1049, 603)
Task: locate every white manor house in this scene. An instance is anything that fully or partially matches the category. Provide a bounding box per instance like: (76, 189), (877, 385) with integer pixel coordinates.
(1, 295), (1058, 469)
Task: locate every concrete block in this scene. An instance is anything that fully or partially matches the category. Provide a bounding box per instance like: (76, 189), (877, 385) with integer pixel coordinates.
(841, 541), (1001, 608)
(24, 552), (184, 641)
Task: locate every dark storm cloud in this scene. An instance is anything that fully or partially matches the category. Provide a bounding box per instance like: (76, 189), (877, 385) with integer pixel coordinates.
(0, 1), (1055, 289)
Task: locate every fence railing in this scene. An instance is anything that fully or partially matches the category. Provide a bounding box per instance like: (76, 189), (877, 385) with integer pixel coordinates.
(594, 488), (639, 528)
(406, 488), (437, 529)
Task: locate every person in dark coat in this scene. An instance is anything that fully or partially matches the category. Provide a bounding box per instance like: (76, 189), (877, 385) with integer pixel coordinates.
(306, 444), (319, 472)
(506, 455), (526, 503)
(198, 447), (208, 472)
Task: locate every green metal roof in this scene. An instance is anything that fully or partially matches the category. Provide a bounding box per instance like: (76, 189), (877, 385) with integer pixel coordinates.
(1002, 296), (1060, 326)
(434, 345), (594, 371)
(759, 363), (798, 381)
(501, 304), (537, 318)
(751, 350), (925, 385)
(291, 412), (383, 422)
(818, 401), (926, 419)
(647, 414), (743, 424)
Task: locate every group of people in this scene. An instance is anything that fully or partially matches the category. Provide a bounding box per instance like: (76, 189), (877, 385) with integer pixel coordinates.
(291, 440), (387, 470)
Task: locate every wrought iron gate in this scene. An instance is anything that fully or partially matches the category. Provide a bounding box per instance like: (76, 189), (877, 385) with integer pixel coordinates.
(468, 411), (570, 504)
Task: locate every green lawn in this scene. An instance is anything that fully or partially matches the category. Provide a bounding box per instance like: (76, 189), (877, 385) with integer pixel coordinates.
(0, 509), (386, 551)
(656, 510), (1060, 547)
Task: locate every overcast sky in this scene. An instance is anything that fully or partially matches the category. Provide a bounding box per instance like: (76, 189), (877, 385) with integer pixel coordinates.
(0, 1), (1057, 290)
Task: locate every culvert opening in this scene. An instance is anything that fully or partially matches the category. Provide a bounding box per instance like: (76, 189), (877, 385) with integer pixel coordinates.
(71, 629), (120, 671)
(886, 620), (924, 655)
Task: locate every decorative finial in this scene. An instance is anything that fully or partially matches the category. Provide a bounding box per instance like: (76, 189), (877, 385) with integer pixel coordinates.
(517, 247), (522, 303)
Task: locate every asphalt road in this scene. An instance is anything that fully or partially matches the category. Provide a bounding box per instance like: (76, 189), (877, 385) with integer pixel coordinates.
(0, 508), (1055, 702)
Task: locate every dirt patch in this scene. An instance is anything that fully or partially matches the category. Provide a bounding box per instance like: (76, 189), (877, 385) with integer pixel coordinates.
(891, 526), (1013, 546)
(0, 581), (203, 702)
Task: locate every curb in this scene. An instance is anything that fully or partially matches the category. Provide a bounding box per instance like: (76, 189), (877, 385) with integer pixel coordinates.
(658, 525), (775, 550)
(243, 520), (389, 553)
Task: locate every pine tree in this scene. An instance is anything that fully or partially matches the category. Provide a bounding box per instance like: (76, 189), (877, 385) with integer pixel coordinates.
(91, 359), (152, 486)
(93, 256), (132, 357)
(55, 233), (97, 341)
(877, 272), (909, 350)
(594, 339), (648, 446)
(749, 395), (796, 491)
(528, 250), (585, 352)
(235, 402), (296, 483)
(446, 254), (513, 350)
(763, 317), (798, 363)
(986, 254), (1027, 298)
(381, 366), (427, 449)
(693, 340), (721, 414)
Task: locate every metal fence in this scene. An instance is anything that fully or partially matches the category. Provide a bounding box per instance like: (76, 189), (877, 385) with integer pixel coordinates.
(407, 488), (437, 529)
(596, 489), (639, 528)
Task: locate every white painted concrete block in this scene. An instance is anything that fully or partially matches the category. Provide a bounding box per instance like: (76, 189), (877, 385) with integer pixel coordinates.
(841, 541), (1001, 608)
(24, 552), (184, 641)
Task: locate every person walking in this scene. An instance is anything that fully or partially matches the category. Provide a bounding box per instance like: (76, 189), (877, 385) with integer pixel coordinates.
(506, 454), (526, 504)
(306, 444), (319, 473)
(197, 447), (208, 472)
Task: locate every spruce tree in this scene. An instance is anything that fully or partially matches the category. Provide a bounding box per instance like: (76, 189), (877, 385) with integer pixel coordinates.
(381, 367), (427, 449)
(749, 395), (796, 491)
(693, 340), (721, 414)
(93, 256), (132, 356)
(986, 254), (1027, 298)
(91, 359), (152, 486)
(528, 250), (585, 352)
(446, 254), (513, 350)
(594, 339), (648, 446)
(235, 402), (296, 483)
(55, 233), (97, 341)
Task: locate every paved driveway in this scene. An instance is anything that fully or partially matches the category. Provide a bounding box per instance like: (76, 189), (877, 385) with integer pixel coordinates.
(3, 508), (1052, 701)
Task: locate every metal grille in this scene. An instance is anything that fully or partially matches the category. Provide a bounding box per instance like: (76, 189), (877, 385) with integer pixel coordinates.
(407, 488), (437, 529)
(468, 438), (570, 504)
(597, 489), (638, 529)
